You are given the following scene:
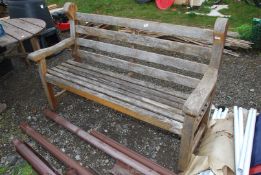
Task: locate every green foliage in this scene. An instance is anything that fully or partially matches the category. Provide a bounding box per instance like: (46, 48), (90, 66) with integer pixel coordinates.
(0, 163), (36, 175)
(12, 163), (35, 175)
(0, 166), (8, 174)
(237, 24), (253, 41)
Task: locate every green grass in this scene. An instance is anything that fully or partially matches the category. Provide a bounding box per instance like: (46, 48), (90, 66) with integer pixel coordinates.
(0, 163), (36, 175)
(47, 0), (260, 30)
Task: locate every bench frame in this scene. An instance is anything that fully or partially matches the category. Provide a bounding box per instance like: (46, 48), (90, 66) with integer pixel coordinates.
(28, 2), (228, 171)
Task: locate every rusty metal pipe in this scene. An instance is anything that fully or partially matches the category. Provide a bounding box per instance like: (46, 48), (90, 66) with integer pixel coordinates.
(90, 130), (176, 175)
(12, 139), (59, 175)
(44, 109), (160, 175)
(19, 123), (93, 175)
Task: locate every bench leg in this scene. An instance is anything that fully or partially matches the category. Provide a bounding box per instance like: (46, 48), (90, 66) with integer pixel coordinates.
(178, 114), (195, 171)
(38, 59), (57, 110)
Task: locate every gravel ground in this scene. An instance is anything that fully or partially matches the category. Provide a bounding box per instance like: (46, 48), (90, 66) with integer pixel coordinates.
(0, 38), (260, 174)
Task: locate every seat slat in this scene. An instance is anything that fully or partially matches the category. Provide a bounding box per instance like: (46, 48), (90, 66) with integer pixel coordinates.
(76, 12), (213, 42)
(77, 38), (208, 74)
(66, 60), (189, 100)
(48, 68), (184, 122)
(76, 25), (212, 60)
(57, 64), (184, 108)
(46, 74), (184, 135)
(77, 50), (200, 88)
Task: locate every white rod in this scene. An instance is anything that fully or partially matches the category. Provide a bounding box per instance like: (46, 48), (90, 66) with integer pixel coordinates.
(234, 106), (240, 174)
(243, 109), (257, 175)
(217, 108), (222, 119)
(238, 107), (244, 148)
(238, 109), (253, 174)
(221, 108), (229, 119)
(212, 108), (218, 120)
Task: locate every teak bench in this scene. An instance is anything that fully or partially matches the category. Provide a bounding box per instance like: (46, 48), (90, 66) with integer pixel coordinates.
(28, 2), (228, 171)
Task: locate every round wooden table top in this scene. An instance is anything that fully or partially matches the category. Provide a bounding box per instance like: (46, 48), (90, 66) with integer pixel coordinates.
(0, 18), (46, 47)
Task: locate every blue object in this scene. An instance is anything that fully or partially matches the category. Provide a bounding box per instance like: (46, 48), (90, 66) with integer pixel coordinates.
(251, 113), (261, 167)
(0, 23), (5, 37)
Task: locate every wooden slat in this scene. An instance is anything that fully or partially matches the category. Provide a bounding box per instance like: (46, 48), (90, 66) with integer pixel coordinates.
(76, 25), (212, 60)
(56, 64), (184, 109)
(76, 12), (213, 42)
(66, 60), (189, 100)
(5, 18), (43, 34)
(192, 123), (206, 153)
(77, 49), (200, 88)
(183, 68), (218, 116)
(20, 18), (46, 28)
(27, 37), (75, 62)
(1, 22), (32, 40)
(48, 68), (184, 122)
(77, 38), (208, 74)
(46, 74), (183, 135)
(0, 34), (17, 47)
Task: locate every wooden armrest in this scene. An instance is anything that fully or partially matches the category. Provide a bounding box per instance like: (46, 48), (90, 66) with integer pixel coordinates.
(183, 68), (218, 116)
(27, 37), (75, 62)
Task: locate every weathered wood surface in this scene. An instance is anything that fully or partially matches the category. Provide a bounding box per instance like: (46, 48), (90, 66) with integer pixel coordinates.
(46, 73), (183, 135)
(76, 25), (212, 59)
(77, 38), (208, 74)
(58, 63), (185, 108)
(78, 50), (200, 88)
(66, 60), (189, 100)
(27, 37), (75, 62)
(48, 68), (184, 122)
(0, 18), (46, 47)
(183, 68), (218, 116)
(76, 12), (213, 42)
(5, 18), (43, 34)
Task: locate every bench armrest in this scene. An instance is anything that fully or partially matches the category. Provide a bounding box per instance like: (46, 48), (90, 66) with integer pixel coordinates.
(183, 68), (218, 117)
(27, 37), (75, 62)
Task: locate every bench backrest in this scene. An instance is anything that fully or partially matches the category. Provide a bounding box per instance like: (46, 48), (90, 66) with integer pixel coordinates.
(64, 3), (228, 90)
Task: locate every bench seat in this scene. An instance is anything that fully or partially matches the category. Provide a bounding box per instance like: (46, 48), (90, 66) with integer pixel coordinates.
(47, 59), (187, 135)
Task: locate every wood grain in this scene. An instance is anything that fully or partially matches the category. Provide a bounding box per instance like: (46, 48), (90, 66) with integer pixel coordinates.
(78, 50), (200, 88)
(76, 25), (212, 59)
(77, 38), (208, 74)
(76, 12), (213, 42)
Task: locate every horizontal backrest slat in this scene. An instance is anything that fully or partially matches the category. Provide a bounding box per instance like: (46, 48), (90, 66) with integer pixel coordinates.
(76, 12), (213, 42)
(77, 49), (200, 88)
(76, 25), (212, 59)
(77, 38), (208, 74)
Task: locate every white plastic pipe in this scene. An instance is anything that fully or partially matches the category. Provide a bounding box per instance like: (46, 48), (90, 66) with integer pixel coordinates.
(238, 107), (244, 148)
(217, 108), (223, 119)
(234, 106), (240, 174)
(243, 109), (257, 175)
(212, 108), (218, 120)
(221, 108), (229, 119)
(238, 109), (253, 174)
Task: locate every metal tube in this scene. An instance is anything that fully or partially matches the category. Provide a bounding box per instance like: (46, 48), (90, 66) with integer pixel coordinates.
(13, 139), (59, 175)
(19, 123), (94, 175)
(44, 109), (160, 175)
(90, 130), (176, 175)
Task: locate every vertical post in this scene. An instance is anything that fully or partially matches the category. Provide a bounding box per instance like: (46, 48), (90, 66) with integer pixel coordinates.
(178, 114), (195, 171)
(64, 3), (81, 62)
(38, 58), (57, 110)
(209, 18), (229, 70)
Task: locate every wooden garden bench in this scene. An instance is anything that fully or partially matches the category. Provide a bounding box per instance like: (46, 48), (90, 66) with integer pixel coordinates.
(28, 2), (228, 171)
